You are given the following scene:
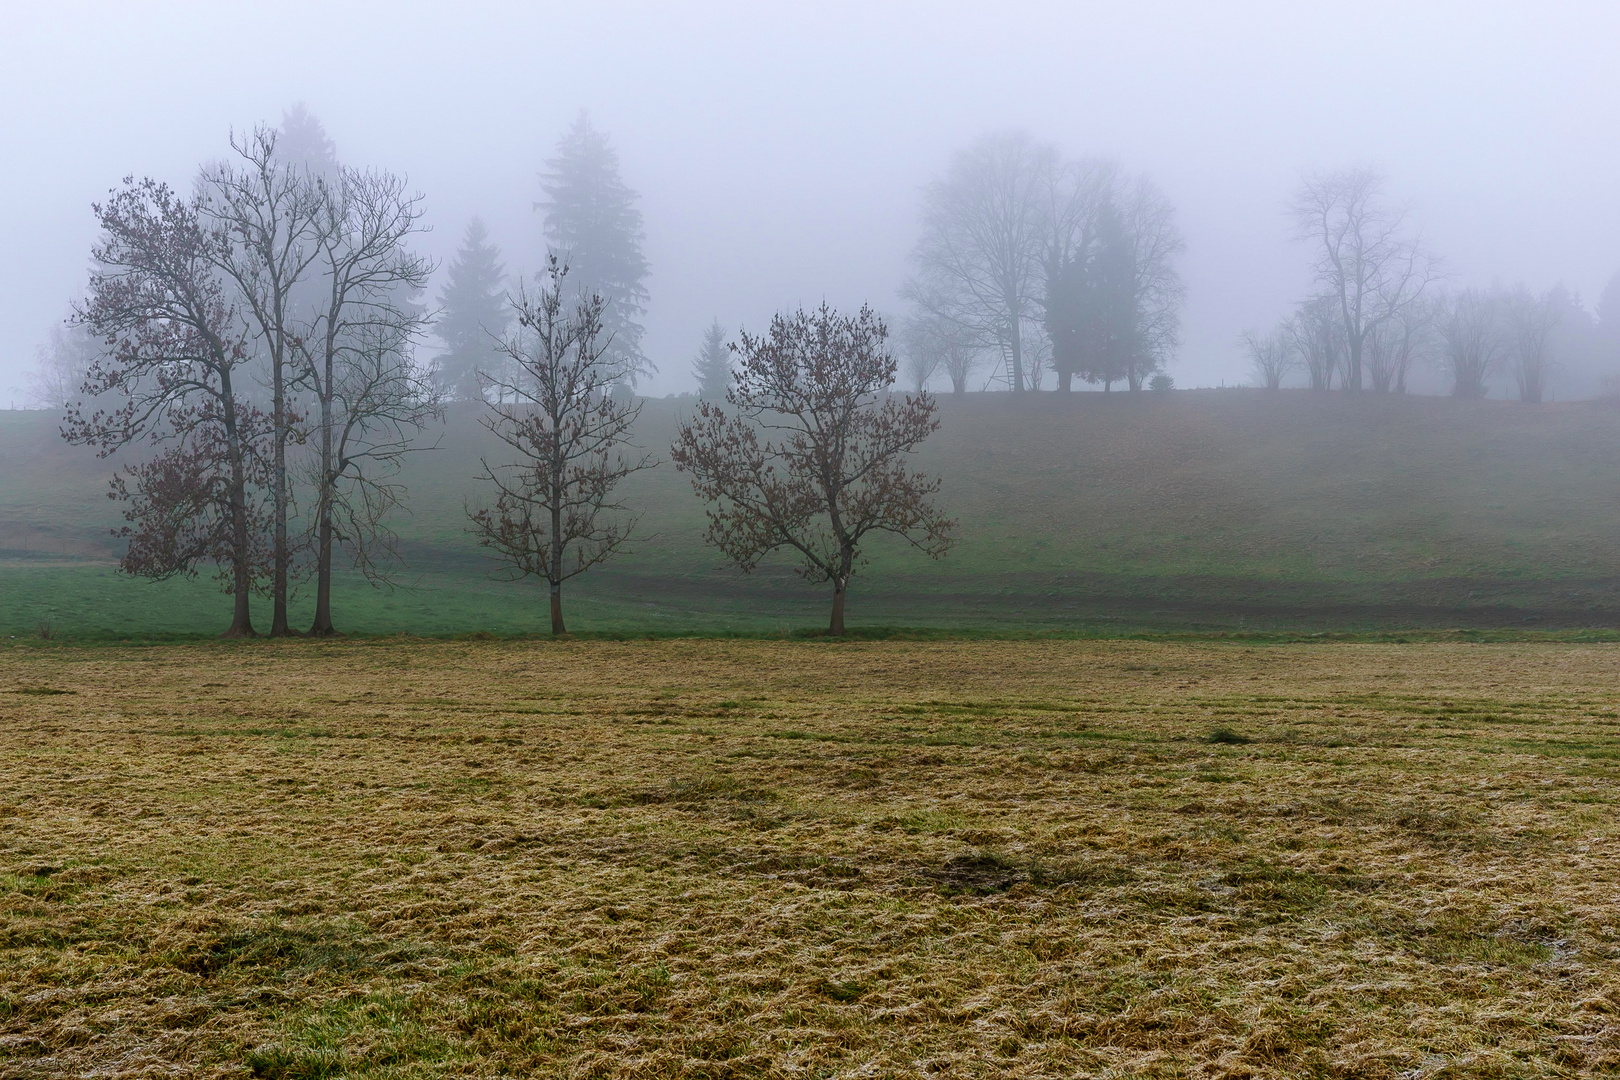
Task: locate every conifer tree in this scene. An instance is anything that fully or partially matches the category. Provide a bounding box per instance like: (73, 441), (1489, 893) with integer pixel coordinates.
(433, 218), (510, 402)
(692, 319), (731, 400)
(538, 112), (651, 385)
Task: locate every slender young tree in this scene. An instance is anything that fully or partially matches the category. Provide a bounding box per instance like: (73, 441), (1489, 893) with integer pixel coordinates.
(692, 318), (732, 400)
(298, 167), (441, 636)
(538, 112), (651, 385)
(200, 125), (327, 636)
(468, 257), (655, 634)
(670, 303), (953, 635)
(432, 218), (510, 403)
(66, 178), (268, 636)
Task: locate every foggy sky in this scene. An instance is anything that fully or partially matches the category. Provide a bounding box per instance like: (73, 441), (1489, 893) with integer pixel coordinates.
(3, 0), (1617, 401)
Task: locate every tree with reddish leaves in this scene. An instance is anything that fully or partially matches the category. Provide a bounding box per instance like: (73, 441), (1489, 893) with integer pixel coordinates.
(671, 303), (953, 636)
(66, 178), (270, 637)
(468, 257), (655, 635)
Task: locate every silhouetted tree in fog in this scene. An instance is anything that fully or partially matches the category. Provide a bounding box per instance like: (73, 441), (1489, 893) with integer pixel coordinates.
(908, 132), (1051, 393)
(1364, 296), (1433, 394)
(539, 112), (651, 385)
(1240, 325), (1295, 390)
(298, 167), (441, 636)
(1504, 285), (1559, 403)
(199, 125), (328, 636)
(67, 178), (270, 637)
(1286, 297), (1345, 391)
(1438, 288), (1504, 399)
(469, 258), (654, 635)
(691, 319), (732, 400)
(671, 304), (952, 635)
(432, 218), (510, 402)
(28, 320), (103, 411)
(1292, 169), (1436, 392)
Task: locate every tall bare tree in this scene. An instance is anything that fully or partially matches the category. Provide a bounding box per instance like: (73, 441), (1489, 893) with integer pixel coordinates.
(298, 167), (440, 636)
(1240, 325), (1295, 390)
(28, 320), (104, 412)
(670, 303), (953, 635)
(67, 178), (268, 637)
(1292, 169), (1436, 392)
(1438, 288), (1504, 399)
(200, 126), (327, 636)
(1503, 285), (1560, 403)
(908, 131), (1053, 393)
(468, 257), (654, 634)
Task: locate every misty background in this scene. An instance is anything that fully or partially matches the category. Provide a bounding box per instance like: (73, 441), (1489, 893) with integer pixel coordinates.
(3, 0), (1618, 402)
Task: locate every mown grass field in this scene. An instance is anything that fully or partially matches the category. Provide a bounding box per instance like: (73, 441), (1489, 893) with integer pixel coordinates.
(5, 638), (1620, 1077)
(7, 390), (1620, 638)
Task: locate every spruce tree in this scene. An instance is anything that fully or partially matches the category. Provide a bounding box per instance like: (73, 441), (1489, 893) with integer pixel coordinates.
(433, 218), (510, 403)
(692, 319), (731, 400)
(538, 112), (651, 384)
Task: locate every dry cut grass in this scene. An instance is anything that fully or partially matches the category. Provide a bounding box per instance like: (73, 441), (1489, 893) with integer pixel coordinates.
(3, 638), (1620, 1078)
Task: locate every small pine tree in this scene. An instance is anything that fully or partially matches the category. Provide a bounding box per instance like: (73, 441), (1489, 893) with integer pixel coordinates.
(539, 112), (651, 385)
(433, 218), (510, 403)
(692, 319), (731, 400)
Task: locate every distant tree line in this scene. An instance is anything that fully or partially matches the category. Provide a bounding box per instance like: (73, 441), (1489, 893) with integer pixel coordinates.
(1242, 168), (1620, 400)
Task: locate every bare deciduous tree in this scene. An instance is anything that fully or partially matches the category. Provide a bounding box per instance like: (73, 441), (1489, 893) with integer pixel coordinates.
(908, 131), (1053, 394)
(1438, 288), (1504, 399)
(468, 257), (654, 634)
(67, 178), (269, 637)
(670, 303), (953, 635)
(298, 167), (440, 636)
(1285, 297), (1345, 391)
(1292, 168), (1436, 392)
(1117, 175), (1185, 392)
(1364, 296), (1434, 394)
(1503, 285), (1560, 403)
(1240, 326), (1295, 390)
(28, 321), (103, 412)
(200, 125), (328, 636)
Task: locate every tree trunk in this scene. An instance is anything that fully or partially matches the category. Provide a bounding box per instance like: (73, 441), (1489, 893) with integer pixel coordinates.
(1058, 369), (1073, 393)
(1008, 319), (1025, 394)
(309, 359), (337, 637)
(550, 499), (566, 635)
(270, 354), (292, 636)
(1344, 335), (1363, 392)
(220, 378), (255, 639)
(828, 581), (847, 636)
(550, 583), (566, 635)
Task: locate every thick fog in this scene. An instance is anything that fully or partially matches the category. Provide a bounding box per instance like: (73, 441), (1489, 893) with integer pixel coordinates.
(3, 0), (1617, 401)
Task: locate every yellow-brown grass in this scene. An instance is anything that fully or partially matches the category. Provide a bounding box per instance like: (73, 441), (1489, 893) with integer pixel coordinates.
(3, 639), (1620, 1078)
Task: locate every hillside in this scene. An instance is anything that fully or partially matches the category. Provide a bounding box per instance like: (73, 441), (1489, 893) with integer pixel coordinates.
(5, 390), (1620, 636)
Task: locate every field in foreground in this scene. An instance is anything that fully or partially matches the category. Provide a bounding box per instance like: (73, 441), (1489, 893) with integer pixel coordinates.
(4, 639), (1620, 1078)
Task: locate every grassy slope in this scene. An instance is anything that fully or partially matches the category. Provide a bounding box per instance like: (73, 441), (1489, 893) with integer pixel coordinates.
(4, 638), (1620, 1077)
(4, 390), (1620, 636)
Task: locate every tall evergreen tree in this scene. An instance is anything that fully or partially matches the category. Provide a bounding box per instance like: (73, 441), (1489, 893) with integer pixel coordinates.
(433, 218), (510, 403)
(538, 112), (651, 384)
(692, 319), (730, 400)
(276, 103), (341, 181)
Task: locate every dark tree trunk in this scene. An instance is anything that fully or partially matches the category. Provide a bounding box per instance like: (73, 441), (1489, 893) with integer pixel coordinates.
(1058, 369), (1073, 393)
(309, 356), (337, 637)
(220, 375), (255, 639)
(828, 581), (846, 636)
(270, 356), (292, 636)
(309, 513), (335, 636)
(550, 584), (565, 635)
